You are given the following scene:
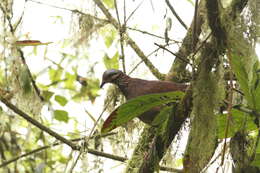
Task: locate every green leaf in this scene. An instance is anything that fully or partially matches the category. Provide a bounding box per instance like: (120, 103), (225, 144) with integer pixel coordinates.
(54, 110), (69, 123)
(64, 72), (76, 89)
(251, 61), (260, 111)
(251, 142), (260, 167)
(229, 39), (260, 112)
(42, 90), (54, 101)
(217, 109), (257, 139)
(48, 68), (62, 82)
(104, 29), (116, 48)
(103, 52), (119, 70)
(151, 106), (172, 126)
(103, 0), (114, 9)
(101, 91), (185, 133)
(54, 95), (68, 106)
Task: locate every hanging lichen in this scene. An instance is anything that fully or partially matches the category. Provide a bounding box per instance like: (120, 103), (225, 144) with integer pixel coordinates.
(184, 40), (225, 172)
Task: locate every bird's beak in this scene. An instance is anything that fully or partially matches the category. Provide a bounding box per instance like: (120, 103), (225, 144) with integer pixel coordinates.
(100, 81), (105, 88)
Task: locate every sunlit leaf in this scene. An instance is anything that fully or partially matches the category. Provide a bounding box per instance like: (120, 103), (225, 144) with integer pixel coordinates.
(49, 68), (63, 82)
(101, 91), (185, 133)
(64, 72), (76, 89)
(103, 0), (114, 9)
(104, 28), (116, 48)
(54, 110), (69, 123)
(55, 95), (68, 106)
(42, 90), (54, 101)
(103, 52), (119, 70)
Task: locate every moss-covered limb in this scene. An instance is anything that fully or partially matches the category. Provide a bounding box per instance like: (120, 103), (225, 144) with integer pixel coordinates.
(93, 0), (165, 80)
(123, 89), (192, 173)
(206, 0), (227, 47)
(183, 40), (224, 172)
(124, 125), (183, 173)
(166, 0), (206, 82)
(123, 126), (157, 173)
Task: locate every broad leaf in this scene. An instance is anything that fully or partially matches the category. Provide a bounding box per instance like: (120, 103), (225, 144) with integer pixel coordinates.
(228, 33), (260, 112)
(64, 72), (76, 89)
(55, 95), (68, 106)
(217, 109), (257, 139)
(251, 141), (260, 168)
(101, 91), (185, 133)
(42, 90), (54, 101)
(151, 106), (172, 126)
(103, 0), (114, 9)
(54, 110), (69, 123)
(103, 52), (119, 70)
(49, 68), (62, 82)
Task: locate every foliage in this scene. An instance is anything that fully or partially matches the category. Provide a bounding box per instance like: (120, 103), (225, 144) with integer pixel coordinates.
(0, 0), (259, 172)
(101, 91), (184, 133)
(217, 109), (257, 139)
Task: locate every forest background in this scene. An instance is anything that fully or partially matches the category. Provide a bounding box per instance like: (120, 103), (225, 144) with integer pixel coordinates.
(0, 0), (259, 172)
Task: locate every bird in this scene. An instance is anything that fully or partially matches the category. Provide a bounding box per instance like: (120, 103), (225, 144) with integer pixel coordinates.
(100, 69), (188, 125)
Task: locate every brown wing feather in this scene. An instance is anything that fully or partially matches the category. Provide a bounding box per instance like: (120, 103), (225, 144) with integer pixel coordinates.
(125, 78), (188, 99)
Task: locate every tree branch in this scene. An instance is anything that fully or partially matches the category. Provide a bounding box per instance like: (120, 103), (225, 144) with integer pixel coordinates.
(166, 0), (205, 81)
(93, 0), (165, 80)
(127, 27), (181, 42)
(165, 0), (188, 30)
(0, 133), (181, 172)
(0, 97), (79, 150)
(154, 43), (194, 67)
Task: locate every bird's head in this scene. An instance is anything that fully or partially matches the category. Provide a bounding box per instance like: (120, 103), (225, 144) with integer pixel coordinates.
(100, 69), (123, 88)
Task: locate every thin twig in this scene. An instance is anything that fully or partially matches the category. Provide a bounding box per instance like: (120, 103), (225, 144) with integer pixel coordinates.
(128, 47), (161, 75)
(221, 54), (234, 165)
(13, 1), (26, 31)
(192, 0), (199, 51)
(28, 0), (109, 23)
(127, 27), (181, 43)
(154, 43), (194, 67)
(93, 0), (165, 80)
(191, 0), (199, 77)
(83, 102), (110, 158)
(125, 0), (144, 23)
(165, 0), (188, 30)
(114, 0), (126, 73)
(192, 32), (212, 58)
(0, 3), (14, 33)
(114, 0), (121, 27)
(69, 152), (82, 173)
(123, 0), (126, 23)
(84, 108), (97, 123)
